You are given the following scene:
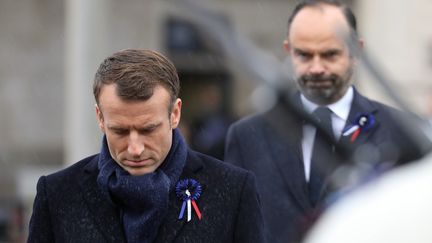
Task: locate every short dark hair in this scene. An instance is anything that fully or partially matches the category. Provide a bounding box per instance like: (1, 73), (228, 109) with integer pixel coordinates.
(93, 49), (180, 111)
(287, 0), (357, 37)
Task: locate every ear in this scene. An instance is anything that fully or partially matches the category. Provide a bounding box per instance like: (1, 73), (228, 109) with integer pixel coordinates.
(358, 38), (365, 50)
(170, 98), (182, 129)
(352, 38), (365, 64)
(95, 104), (105, 133)
(283, 39), (291, 53)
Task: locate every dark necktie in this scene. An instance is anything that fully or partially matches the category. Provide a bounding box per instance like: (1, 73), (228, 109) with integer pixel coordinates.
(308, 107), (334, 207)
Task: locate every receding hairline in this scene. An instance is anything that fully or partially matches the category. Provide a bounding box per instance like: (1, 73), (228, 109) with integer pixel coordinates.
(287, 1), (357, 39)
(289, 4), (351, 39)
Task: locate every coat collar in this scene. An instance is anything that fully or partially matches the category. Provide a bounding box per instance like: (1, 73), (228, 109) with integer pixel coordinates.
(79, 149), (205, 243)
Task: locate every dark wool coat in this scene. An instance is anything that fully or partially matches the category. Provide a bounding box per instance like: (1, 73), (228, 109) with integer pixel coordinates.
(28, 149), (265, 243)
(224, 88), (431, 243)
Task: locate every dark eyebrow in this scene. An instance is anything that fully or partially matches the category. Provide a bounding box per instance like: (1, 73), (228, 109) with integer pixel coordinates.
(142, 123), (160, 130)
(293, 48), (310, 55)
(138, 122), (162, 133)
(107, 126), (128, 131)
(322, 49), (342, 55)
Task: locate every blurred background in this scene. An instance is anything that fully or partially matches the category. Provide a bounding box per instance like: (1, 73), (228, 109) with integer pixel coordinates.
(1, 0), (432, 241)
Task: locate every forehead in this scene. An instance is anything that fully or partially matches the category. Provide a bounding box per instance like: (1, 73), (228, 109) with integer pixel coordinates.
(289, 4), (350, 49)
(98, 84), (171, 121)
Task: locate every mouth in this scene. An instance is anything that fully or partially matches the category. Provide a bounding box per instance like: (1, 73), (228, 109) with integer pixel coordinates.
(306, 79), (333, 89)
(123, 159), (152, 167)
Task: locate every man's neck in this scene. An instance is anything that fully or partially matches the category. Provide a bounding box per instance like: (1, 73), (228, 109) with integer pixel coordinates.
(301, 86), (354, 121)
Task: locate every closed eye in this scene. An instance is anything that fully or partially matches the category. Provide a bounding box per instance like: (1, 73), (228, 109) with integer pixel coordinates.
(138, 123), (161, 135)
(107, 126), (129, 136)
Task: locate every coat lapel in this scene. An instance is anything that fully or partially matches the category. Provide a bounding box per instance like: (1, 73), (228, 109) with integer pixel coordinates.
(79, 157), (126, 243)
(154, 150), (204, 243)
(264, 100), (313, 211)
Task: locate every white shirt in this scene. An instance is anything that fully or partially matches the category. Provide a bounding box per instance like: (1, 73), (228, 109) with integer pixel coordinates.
(301, 86), (354, 181)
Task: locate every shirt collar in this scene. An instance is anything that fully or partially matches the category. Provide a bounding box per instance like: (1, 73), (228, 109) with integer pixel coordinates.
(301, 86), (354, 121)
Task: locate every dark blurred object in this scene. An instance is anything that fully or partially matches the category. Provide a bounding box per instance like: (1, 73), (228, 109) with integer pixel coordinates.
(180, 74), (233, 160)
(189, 83), (234, 160)
(9, 203), (25, 243)
(165, 18), (205, 54)
(0, 200), (26, 243)
(0, 209), (7, 242)
(190, 114), (233, 160)
(164, 16), (234, 160)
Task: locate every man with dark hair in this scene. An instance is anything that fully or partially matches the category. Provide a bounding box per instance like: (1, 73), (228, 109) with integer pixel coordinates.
(28, 49), (264, 242)
(225, 1), (430, 243)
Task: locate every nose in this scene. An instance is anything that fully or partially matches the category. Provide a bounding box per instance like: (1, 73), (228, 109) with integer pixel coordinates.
(127, 133), (144, 157)
(309, 57), (325, 75)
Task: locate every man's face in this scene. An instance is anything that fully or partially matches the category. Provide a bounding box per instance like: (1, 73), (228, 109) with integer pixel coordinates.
(96, 84), (181, 176)
(284, 5), (359, 105)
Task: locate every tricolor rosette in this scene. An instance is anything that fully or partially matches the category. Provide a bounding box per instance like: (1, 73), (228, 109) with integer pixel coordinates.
(342, 113), (376, 142)
(175, 178), (202, 222)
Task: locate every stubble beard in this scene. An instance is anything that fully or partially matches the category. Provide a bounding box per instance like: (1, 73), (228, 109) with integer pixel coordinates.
(297, 70), (353, 105)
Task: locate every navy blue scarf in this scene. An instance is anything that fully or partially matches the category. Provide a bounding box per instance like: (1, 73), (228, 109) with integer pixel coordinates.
(97, 128), (187, 243)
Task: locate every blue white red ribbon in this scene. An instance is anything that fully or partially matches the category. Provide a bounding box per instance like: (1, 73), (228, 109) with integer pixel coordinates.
(342, 113), (375, 143)
(175, 178), (202, 222)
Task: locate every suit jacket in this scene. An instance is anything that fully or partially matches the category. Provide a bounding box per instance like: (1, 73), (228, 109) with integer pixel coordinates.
(28, 149), (265, 243)
(224, 88), (430, 243)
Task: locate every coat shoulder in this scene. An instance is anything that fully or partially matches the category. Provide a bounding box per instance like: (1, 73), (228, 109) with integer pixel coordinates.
(188, 150), (253, 180)
(227, 110), (274, 142)
(230, 111), (269, 130)
(42, 154), (99, 188)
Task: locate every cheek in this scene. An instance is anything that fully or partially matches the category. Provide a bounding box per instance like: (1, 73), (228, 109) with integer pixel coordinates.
(334, 57), (352, 72)
(161, 131), (172, 149)
(157, 130), (173, 155)
(292, 60), (319, 76)
(291, 59), (305, 70)
(292, 63), (307, 77)
(106, 134), (127, 154)
(145, 132), (169, 152)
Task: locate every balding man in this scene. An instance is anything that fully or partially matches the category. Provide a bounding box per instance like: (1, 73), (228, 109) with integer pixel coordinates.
(225, 1), (430, 242)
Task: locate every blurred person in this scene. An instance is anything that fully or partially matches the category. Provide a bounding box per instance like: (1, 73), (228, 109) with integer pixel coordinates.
(304, 151), (432, 243)
(27, 49), (264, 242)
(190, 84), (233, 160)
(224, 1), (430, 242)
(0, 208), (7, 242)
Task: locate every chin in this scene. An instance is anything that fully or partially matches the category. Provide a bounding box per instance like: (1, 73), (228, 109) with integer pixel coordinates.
(125, 167), (157, 176)
(306, 89), (335, 103)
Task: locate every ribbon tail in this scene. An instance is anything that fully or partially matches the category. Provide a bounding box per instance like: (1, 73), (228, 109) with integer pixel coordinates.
(350, 128), (361, 142)
(187, 199), (192, 222)
(343, 125), (359, 136)
(178, 201), (186, 219)
(191, 200), (202, 220)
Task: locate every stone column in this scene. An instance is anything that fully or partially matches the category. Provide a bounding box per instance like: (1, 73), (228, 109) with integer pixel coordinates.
(64, 0), (109, 164)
